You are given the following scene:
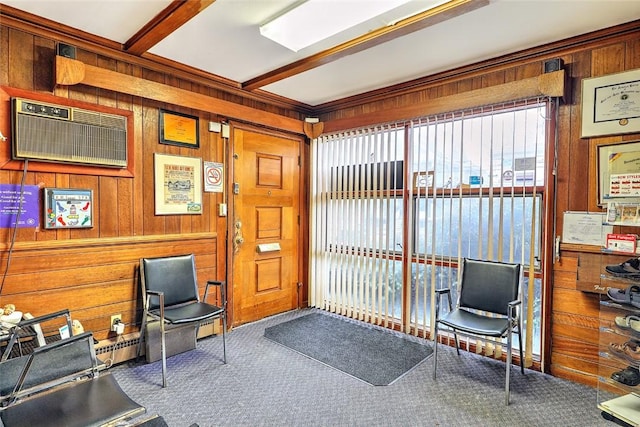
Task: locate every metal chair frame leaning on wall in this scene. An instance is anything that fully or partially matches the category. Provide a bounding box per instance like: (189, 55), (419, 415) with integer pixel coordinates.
(432, 258), (524, 405)
(1, 309), (73, 361)
(136, 254), (227, 388)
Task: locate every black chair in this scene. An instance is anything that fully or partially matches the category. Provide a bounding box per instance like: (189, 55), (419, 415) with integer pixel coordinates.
(433, 258), (524, 405)
(1, 309), (73, 361)
(136, 254), (227, 387)
(0, 332), (145, 427)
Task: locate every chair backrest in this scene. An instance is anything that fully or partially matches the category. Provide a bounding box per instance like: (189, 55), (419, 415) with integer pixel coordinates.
(458, 258), (521, 316)
(0, 331), (98, 402)
(1, 309), (73, 361)
(141, 254), (199, 310)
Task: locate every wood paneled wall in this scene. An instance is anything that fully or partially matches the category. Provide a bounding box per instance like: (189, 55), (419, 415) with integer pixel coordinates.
(0, 24), (304, 341)
(2, 13), (640, 388)
(319, 21), (640, 387)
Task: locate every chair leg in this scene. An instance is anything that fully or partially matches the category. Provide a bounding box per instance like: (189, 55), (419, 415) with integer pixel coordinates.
(505, 330), (512, 406)
(432, 322), (438, 380)
(517, 319), (525, 375)
(222, 313), (227, 364)
(136, 314), (148, 362)
(452, 332), (460, 355)
(160, 321), (167, 388)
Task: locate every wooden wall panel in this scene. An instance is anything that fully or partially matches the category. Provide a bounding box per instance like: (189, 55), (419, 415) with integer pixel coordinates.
(2, 15), (640, 389)
(0, 234), (217, 340)
(0, 23), (304, 345)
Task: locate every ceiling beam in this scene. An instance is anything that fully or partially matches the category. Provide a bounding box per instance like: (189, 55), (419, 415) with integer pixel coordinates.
(124, 0), (216, 56)
(54, 56), (304, 135)
(242, 0), (489, 91)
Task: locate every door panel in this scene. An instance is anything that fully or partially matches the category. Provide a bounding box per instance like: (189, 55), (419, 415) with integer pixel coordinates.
(232, 127), (300, 325)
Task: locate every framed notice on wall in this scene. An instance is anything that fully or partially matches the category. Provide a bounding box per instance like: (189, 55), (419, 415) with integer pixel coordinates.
(159, 109), (199, 148)
(154, 153), (202, 215)
(581, 68), (640, 138)
(44, 188), (93, 229)
(597, 140), (640, 206)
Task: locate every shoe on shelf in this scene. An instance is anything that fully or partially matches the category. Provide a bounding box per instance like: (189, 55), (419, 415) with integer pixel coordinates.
(606, 257), (640, 278)
(614, 315), (640, 334)
(607, 285), (640, 308)
(610, 340), (640, 364)
(611, 365), (640, 386)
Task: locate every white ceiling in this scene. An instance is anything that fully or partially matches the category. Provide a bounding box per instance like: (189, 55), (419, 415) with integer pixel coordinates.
(3, 0), (640, 107)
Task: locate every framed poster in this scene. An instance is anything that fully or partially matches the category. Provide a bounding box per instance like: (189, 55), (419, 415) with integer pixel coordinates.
(44, 188), (93, 229)
(581, 68), (640, 138)
(154, 153), (202, 215)
(596, 140), (640, 206)
(159, 109), (199, 148)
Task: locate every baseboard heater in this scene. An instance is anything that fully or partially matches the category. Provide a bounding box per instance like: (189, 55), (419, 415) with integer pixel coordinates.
(11, 97), (127, 168)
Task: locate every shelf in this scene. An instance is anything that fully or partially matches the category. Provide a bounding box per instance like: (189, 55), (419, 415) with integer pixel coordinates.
(602, 249), (639, 256)
(599, 393), (640, 426)
(601, 300), (640, 314)
(599, 297), (640, 424)
(599, 233), (640, 424)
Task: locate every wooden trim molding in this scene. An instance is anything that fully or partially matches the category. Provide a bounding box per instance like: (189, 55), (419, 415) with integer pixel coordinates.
(303, 121), (324, 139)
(0, 232), (217, 252)
(55, 56), (304, 135)
(322, 70), (566, 134)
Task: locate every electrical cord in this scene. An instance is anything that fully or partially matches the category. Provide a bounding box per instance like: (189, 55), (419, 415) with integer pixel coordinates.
(0, 159), (29, 297)
(103, 333), (123, 369)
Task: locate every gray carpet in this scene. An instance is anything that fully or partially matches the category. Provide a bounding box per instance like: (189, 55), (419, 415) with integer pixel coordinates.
(264, 312), (432, 385)
(110, 308), (611, 427)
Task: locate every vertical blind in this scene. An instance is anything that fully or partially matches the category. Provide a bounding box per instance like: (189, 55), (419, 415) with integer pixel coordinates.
(310, 97), (550, 364)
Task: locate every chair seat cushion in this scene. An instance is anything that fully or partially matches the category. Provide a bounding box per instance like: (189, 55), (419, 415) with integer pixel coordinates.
(0, 373), (144, 427)
(438, 309), (510, 337)
(0, 356), (28, 398)
(151, 302), (223, 324)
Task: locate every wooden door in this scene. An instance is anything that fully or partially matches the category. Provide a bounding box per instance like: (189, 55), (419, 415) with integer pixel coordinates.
(231, 127), (301, 325)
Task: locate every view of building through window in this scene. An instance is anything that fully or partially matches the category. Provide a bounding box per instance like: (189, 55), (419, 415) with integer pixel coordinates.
(310, 98), (549, 360)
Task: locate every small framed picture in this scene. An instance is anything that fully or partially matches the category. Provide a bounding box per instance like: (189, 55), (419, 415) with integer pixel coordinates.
(154, 153), (203, 215)
(159, 109), (200, 148)
(44, 188), (93, 229)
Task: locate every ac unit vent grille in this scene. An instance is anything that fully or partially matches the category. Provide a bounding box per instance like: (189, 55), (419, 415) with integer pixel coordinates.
(73, 109), (126, 129)
(12, 98), (128, 168)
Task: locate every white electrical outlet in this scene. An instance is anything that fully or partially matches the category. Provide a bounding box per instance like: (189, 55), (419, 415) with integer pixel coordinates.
(110, 314), (122, 332)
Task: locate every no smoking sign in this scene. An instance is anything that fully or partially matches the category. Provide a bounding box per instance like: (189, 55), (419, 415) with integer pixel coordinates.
(204, 161), (224, 193)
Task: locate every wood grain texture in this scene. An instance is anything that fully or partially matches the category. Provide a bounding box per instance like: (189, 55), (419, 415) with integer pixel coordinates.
(1, 17), (640, 388)
(55, 56), (304, 135)
(322, 71), (565, 133)
(0, 234), (217, 340)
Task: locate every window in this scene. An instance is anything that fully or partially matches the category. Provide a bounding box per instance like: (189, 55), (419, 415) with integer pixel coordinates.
(310, 98), (550, 363)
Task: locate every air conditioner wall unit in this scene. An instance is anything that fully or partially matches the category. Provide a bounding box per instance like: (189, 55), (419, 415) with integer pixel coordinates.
(12, 97), (128, 168)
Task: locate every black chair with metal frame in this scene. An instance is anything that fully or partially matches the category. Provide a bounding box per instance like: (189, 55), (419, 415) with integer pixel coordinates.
(433, 258), (524, 405)
(0, 331), (145, 427)
(136, 254), (227, 388)
(1, 309), (73, 362)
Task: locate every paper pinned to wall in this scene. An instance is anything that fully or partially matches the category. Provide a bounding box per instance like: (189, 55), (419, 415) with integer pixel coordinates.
(562, 211), (612, 246)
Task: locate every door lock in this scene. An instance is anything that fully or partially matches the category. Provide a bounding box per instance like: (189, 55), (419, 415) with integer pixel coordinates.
(233, 219), (244, 254)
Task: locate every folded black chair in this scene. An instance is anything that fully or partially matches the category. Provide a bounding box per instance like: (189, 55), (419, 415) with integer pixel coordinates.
(1, 309), (73, 361)
(433, 258), (524, 405)
(0, 331), (145, 427)
(136, 254), (227, 387)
